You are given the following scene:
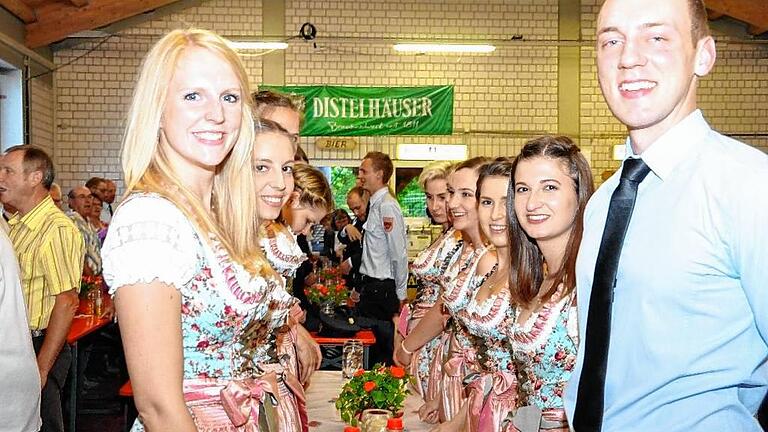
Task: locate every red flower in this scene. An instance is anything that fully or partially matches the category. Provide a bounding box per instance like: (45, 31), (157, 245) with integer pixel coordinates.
(363, 381), (376, 392)
(354, 369), (365, 377)
(197, 340), (210, 349)
(554, 350), (566, 361)
(390, 366), (406, 378)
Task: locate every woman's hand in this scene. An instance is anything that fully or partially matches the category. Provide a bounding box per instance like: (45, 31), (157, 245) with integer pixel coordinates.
(295, 325), (322, 385)
(393, 339), (413, 367)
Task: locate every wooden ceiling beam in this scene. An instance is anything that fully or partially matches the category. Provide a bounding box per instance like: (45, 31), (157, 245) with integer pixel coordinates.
(0, 0), (37, 23)
(69, 0), (91, 7)
(705, 0), (768, 35)
(706, 9), (724, 20)
(748, 25), (768, 35)
(25, 0), (178, 48)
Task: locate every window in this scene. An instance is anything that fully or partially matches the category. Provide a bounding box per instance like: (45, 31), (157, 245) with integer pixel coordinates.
(0, 61), (23, 151)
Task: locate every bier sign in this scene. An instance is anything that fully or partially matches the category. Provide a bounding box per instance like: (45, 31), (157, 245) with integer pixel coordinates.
(315, 137), (358, 150)
(263, 85), (454, 136)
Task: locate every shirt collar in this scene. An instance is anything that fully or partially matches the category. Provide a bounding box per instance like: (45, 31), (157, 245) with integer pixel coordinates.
(625, 109), (710, 181)
(369, 187), (389, 205)
(11, 195), (57, 230)
(67, 209), (86, 224)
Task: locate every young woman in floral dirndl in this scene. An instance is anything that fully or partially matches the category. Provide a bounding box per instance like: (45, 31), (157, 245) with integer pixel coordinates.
(394, 157), (491, 428)
(104, 29), (302, 431)
(454, 160), (518, 432)
(254, 154), (331, 386)
(400, 161), (458, 401)
(503, 136), (594, 432)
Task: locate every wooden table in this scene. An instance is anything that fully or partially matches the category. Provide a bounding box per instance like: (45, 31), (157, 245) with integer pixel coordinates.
(306, 370), (431, 431)
(310, 330), (376, 370)
(67, 314), (111, 432)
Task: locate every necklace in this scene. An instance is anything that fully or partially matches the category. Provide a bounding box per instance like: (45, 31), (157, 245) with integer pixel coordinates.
(482, 264), (509, 295)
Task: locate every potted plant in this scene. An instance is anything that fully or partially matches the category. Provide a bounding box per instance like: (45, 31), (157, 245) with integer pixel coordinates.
(304, 266), (349, 314)
(335, 364), (410, 426)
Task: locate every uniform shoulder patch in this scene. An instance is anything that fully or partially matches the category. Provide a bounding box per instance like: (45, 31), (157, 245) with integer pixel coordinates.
(382, 216), (394, 232)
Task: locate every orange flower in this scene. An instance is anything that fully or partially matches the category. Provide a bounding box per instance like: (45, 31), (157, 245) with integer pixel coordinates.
(354, 369), (365, 377)
(390, 366), (406, 379)
(363, 381), (376, 392)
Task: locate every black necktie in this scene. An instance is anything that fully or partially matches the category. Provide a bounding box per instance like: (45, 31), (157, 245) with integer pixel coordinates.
(573, 158), (651, 431)
(108, 204), (113, 216)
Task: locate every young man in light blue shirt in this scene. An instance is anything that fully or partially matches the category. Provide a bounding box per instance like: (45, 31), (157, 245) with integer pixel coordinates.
(356, 151), (408, 365)
(565, 0), (768, 430)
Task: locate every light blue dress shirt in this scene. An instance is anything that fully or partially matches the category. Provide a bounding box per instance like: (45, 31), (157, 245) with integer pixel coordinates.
(360, 187), (408, 300)
(565, 110), (768, 431)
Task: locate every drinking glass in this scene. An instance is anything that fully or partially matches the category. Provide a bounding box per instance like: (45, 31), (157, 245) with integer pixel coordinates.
(342, 340), (364, 378)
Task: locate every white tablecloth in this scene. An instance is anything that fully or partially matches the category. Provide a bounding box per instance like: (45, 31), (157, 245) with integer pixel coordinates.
(306, 370), (433, 431)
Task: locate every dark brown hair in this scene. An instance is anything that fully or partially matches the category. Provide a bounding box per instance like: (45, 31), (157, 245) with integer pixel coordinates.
(85, 176), (106, 190)
(507, 136), (594, 307)
(363, 151), (394, 183)
(475, 157), (513, 200)
(252, 90), (302, 116)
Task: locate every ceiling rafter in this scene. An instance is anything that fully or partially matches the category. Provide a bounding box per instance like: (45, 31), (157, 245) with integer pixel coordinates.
(705, 0), (768, 35)
(0, 0), (36, 23)
(25, 0), (178, 48)
(706, 9), (725, 20)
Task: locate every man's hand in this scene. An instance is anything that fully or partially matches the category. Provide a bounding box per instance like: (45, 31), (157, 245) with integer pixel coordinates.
(349, 289), (360, 303)
(344, 225), (363, 241)
(340, 259), (352, 275)
(295, 326), (322, 386)
(38, 365), (49, 389)
(304, 272), (318, 287)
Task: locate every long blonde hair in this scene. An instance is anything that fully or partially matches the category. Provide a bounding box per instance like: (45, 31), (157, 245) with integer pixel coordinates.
(121, 28), (268, 275)
(292, 164), (333, 212)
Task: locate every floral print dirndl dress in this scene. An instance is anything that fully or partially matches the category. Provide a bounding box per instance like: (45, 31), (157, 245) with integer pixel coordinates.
(505, 284), (577, 432)
(436, 244), (489, 422)
(406, 228), (463, 399)
(456, 264), (517, 432)
(103, 194), (301, 431)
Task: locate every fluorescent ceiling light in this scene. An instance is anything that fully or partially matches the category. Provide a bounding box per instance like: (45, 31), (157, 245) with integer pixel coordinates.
(393, 43), (495, 53)
(229, 41), (289, 50)
(397, 144), (468, 161)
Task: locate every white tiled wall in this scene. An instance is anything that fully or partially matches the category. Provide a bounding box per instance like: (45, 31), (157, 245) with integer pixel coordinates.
(44, 0), (767, 194)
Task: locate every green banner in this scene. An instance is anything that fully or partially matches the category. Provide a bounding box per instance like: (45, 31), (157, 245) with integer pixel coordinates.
(262, 85), (453, 136)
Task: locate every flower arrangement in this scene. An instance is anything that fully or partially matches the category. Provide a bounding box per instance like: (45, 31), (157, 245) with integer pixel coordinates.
(335, 364), (410, 426)
(79, 274), (103, 298)
(304, 266), (349, 306)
